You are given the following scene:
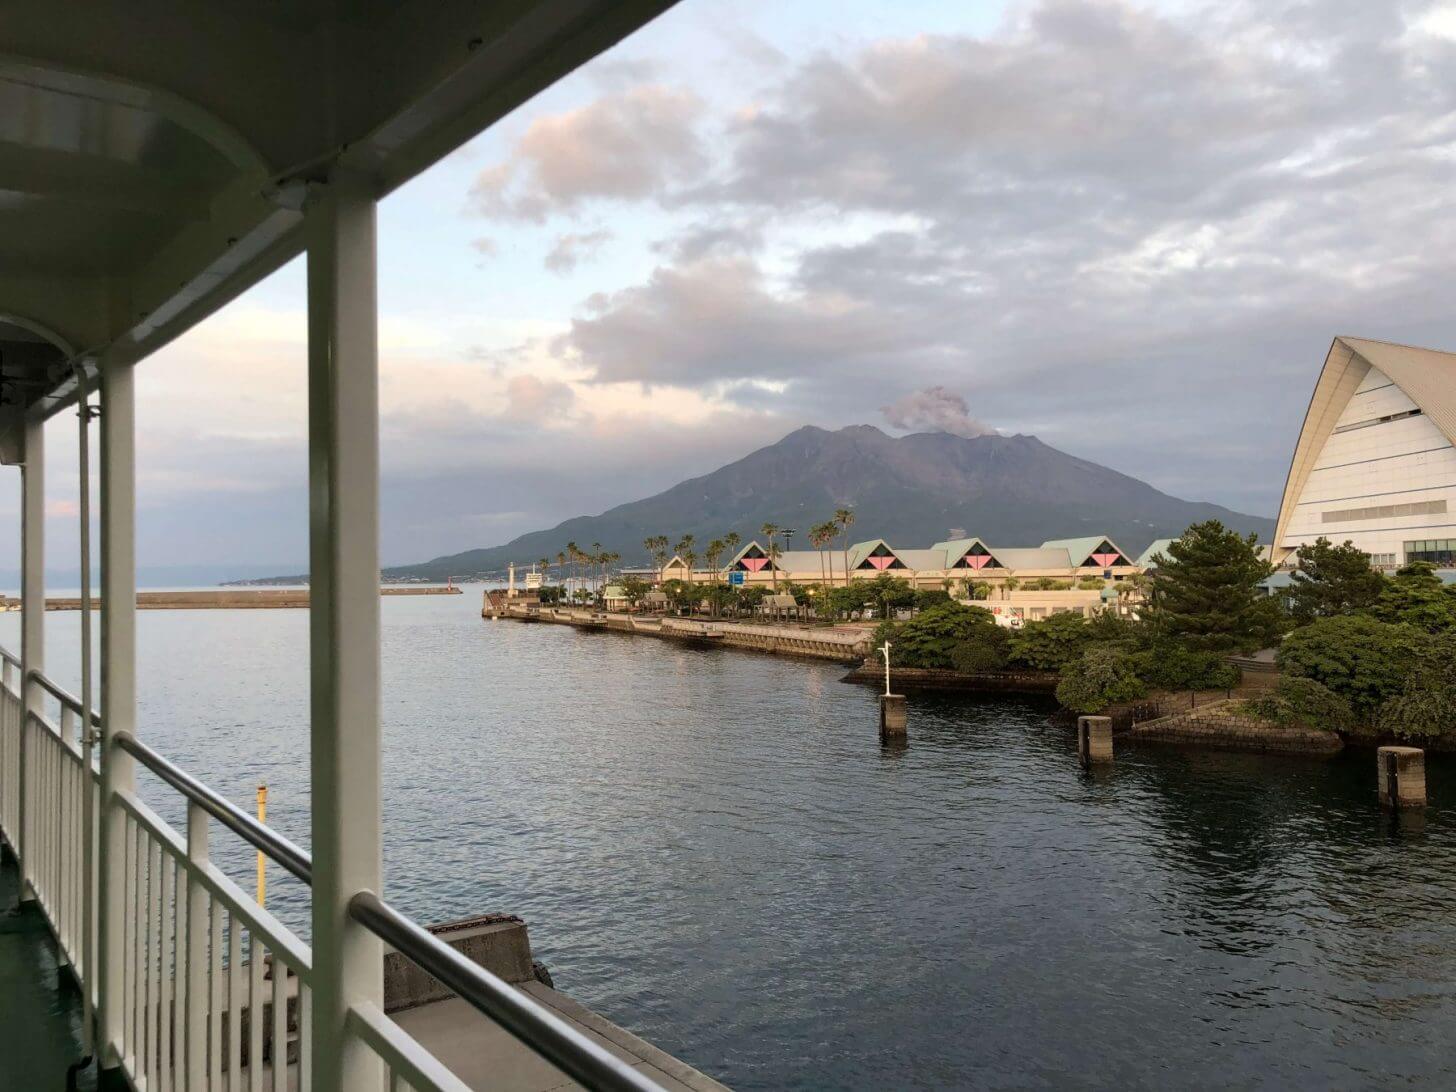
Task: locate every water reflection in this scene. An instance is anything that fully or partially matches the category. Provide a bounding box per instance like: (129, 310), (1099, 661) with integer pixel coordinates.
(4, 601), (1456, 1089)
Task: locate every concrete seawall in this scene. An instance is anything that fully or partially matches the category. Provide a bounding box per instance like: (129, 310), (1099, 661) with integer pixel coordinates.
(498, 605), (870, 662)
(840, 662), (1060, 694)
(1129, 699), (1343, 755)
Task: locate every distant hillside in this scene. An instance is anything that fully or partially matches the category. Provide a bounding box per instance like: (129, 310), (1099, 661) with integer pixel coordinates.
(384, 425), (1273, 580)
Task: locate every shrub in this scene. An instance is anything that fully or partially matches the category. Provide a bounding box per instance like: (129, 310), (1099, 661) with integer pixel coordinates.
(879, 601), (1000, 670)
(1077, 576), (1106, 590)
(1131, 643), (1239, 692)
(1008, 612), (1093, 671)
(950, 628), (1011, 673)
(1246, 676), (1354, 731)
(913, 588), (951, 612)
(1277, 615), (1425, 721)
(1055, 647), (1148, 713)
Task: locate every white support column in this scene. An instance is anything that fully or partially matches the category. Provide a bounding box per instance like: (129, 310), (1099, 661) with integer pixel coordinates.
(97, 353), (136, 1068)
(307, 170), (384, 1092)
(18, 409), (44, 901)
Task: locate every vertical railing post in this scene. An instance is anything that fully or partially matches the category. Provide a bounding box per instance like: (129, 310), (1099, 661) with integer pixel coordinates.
(185, 801), (208, 1090)
(19, 407), (45, 902)
(98, 352), (137, 1068)
(307, 169), (385, 1092)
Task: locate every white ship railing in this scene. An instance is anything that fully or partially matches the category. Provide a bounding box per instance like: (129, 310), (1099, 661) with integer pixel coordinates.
(0, 643), (666, 1092)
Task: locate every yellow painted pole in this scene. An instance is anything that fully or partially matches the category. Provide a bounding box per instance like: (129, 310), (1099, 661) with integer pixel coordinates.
(256, 783), (268, 906)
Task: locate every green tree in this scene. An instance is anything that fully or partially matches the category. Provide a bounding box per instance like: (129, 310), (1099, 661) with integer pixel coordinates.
(1277, 615), (1425, 722)
(877, 601), (1001, 670)
(864, 573), (915, 620)
(825, 584), (870, 620)
(1286, 537), (1384, 623)
(1055, 647), (1147, 714)
(1007, 612), (1093, 672)
(619, 574), (651, 607)
(738, 585), (769, 615)
(1366, 563), (1456, 633)
(912, 588), (951, 612)
(1377, 636), (1456, 742)
(1146, 520), (1280, 653)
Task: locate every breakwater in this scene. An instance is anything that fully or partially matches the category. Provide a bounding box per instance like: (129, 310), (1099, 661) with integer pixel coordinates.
(497, 604), (870, 662)
(22, 586), (462, 611)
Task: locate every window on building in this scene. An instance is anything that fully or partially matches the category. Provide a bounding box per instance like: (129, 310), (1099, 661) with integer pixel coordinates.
(1404, 540), (1456, 566)
(1332, 408), (1423, 434)
(1322, 499), (1447, 523)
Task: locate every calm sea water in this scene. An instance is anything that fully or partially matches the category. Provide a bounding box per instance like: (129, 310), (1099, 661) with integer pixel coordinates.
(4, 594), (1456, 1089)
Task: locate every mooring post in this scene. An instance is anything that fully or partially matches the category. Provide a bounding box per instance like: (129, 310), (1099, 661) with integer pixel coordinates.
(1377, 746), (1425, 809)
(1078, 715), (1113, 767)
(878, 640), (906, 740)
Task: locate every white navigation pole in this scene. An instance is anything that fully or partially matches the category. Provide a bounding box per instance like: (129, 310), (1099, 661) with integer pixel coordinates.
(880, 640), (892, 696)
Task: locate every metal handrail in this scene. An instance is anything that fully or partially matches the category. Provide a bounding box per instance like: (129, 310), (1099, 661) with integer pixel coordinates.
(111, 730), (313, 884)
(26, 667), (102, 727)
(348, 890), (668, 1092)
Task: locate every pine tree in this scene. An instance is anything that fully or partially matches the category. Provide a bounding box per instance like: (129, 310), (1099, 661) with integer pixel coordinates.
(1287, 537), (1384, 623)
(1147, 520), (1281, 653)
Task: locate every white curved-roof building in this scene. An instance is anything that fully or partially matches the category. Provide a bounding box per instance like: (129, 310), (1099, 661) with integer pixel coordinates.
(1274, 337), (1456, 568)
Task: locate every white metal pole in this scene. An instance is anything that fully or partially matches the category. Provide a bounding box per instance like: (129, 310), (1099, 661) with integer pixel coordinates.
(19, 407), (45, 902)
(98, 353), (136, 1068)
(307, 169), (384, 1092)
(74, 363), (98, 1052)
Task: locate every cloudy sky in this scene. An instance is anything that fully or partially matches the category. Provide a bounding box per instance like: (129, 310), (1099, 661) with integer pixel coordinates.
(5, 0), (1456, 577)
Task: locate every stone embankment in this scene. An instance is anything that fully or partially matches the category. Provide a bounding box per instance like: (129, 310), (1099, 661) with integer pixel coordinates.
(498, 604), (870, 662)
(1129, 698), (1343, 756)
(840, 662), (1060, 695)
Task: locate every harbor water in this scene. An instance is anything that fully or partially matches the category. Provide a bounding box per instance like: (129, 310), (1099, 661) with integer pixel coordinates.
(5, 594), (1456, 1089)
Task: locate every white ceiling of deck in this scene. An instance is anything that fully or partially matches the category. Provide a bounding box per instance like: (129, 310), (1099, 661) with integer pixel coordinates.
(0, 0), (677, 457)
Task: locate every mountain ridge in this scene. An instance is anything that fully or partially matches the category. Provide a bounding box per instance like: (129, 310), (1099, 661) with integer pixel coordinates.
(383, 424), (1273, 580)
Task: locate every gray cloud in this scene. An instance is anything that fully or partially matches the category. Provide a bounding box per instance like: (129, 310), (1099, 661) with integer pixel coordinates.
(543, 229), (613, 274)
(544, 0), (1456, 514)
(882, 387), (996, 438)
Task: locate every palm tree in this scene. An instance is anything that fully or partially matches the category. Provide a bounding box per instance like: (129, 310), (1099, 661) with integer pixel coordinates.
(705, 538), (725, 616)
(556, 551), (566, 594)
(590, 542), (603, 590)
(835, 508), (855, 587)
(644, 535), (669, 585)
(760, 523), (780, 591)
(682, 549), (698, 609)
(810, 521), (835, 587)
(675, 535), (695, 586)
(565, 541), (579, 597)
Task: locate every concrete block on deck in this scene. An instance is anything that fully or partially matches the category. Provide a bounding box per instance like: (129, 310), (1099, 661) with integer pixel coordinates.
(384, 913), (535, 1013)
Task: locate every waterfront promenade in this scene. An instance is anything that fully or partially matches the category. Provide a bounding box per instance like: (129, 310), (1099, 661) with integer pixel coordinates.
(494, 603), (872, 662)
